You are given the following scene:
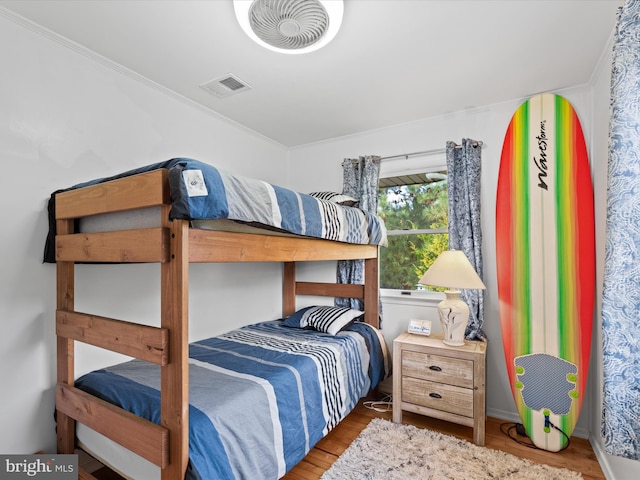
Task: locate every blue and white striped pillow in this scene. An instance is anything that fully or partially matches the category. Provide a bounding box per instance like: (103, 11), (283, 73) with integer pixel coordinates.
(283, 306), (364, 335)
(308, 191), (359, 207)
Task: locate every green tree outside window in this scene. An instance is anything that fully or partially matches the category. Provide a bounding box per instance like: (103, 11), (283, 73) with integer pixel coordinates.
(377, 172), (448, 290)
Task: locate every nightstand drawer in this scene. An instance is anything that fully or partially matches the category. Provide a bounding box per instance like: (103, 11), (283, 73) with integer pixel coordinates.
(402, 376), (474, 418)
(402, 350), (474, 389)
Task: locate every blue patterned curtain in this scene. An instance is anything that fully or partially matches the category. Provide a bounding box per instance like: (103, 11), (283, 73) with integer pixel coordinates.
(446, 139), (485, 341)
(601, 0), (640, 460)
(336, 155), (381, 314)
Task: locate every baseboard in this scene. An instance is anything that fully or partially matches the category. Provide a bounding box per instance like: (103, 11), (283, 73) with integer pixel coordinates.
(376, 376), (393, 396)
(590, 434), (615, 480)
(381, 385), (592, 440)
(486, 407), (521, 425)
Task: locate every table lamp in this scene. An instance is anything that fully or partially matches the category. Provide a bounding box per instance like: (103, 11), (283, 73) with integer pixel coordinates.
(419, 250), (486, 346)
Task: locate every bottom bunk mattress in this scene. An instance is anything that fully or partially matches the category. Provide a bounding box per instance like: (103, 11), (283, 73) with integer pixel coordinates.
(74, 319), (389, 480)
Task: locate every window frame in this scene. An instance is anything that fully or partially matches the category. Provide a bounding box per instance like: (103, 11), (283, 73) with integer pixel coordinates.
(378, 152), (448, 303)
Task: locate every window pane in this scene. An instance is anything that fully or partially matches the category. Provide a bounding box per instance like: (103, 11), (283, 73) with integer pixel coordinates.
(379, 232), (449, 290)
(377, 175), (448, 231)
(378, 171), (449, 291)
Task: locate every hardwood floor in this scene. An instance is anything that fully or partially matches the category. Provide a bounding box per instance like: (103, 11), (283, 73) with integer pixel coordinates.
(282, 400), (605, 480)
(82, 398), (605, 480)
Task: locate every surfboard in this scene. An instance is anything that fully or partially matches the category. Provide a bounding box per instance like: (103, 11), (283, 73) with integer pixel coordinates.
(496, 93), (595, 452)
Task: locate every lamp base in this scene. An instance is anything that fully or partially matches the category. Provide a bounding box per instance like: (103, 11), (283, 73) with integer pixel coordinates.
(437, 290), (470, 347)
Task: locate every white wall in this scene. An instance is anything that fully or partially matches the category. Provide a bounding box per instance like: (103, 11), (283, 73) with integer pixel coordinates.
(0, 14), (289, 454)
(288, 87), (596, 436)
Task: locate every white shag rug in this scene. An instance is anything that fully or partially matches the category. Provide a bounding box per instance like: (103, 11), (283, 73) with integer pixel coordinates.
(321, 418), (583, 480)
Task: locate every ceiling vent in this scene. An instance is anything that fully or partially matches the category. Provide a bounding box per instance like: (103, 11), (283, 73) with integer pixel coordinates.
(200, 73), (252, 98)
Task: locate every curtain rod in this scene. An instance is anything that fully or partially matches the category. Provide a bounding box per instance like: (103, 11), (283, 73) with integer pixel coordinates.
(380, 141), (483, 161)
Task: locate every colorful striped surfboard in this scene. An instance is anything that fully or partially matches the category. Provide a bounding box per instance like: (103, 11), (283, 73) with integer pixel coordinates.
(496, 93), (595, 452)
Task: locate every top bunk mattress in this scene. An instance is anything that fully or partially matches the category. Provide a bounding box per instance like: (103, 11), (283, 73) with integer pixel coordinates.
(44, 158), (387, 262)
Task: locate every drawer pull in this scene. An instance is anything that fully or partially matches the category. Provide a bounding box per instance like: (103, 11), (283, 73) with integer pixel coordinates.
(429, 392), (442, 399)
(429, 365), (442, 372)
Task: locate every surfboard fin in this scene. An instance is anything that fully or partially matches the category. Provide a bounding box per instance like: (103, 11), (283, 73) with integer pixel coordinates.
(544, 411), (551, 433)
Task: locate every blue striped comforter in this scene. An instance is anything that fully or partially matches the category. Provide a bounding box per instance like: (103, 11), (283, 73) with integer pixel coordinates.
(173, 159), (387, 246)
(44, 158), (387, 264)
(75, 320), (389, 480)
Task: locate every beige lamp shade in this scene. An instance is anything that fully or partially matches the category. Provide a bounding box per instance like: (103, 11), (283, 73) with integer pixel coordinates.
(419, 250), (486, 290)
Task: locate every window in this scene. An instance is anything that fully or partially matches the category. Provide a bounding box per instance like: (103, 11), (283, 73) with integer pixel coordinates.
(377, 169), (448, 291)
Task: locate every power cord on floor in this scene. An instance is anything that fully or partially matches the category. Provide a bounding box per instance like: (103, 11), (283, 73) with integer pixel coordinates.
(500, 422), (537, 449)
(500, 421), (571, 451)
(363, 394), (393, 413)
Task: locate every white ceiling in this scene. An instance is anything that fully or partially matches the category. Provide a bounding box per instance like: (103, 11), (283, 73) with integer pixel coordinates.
(0, 0), (623, 147)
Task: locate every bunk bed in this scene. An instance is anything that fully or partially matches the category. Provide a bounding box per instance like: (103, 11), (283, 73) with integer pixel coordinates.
(46, 158), (388, 480)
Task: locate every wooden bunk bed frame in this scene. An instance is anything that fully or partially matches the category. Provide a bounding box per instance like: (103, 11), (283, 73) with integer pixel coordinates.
(53, 168), (380, 480)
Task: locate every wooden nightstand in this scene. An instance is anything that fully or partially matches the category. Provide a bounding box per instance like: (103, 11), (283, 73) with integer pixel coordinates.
(392, 331), (487, 445)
